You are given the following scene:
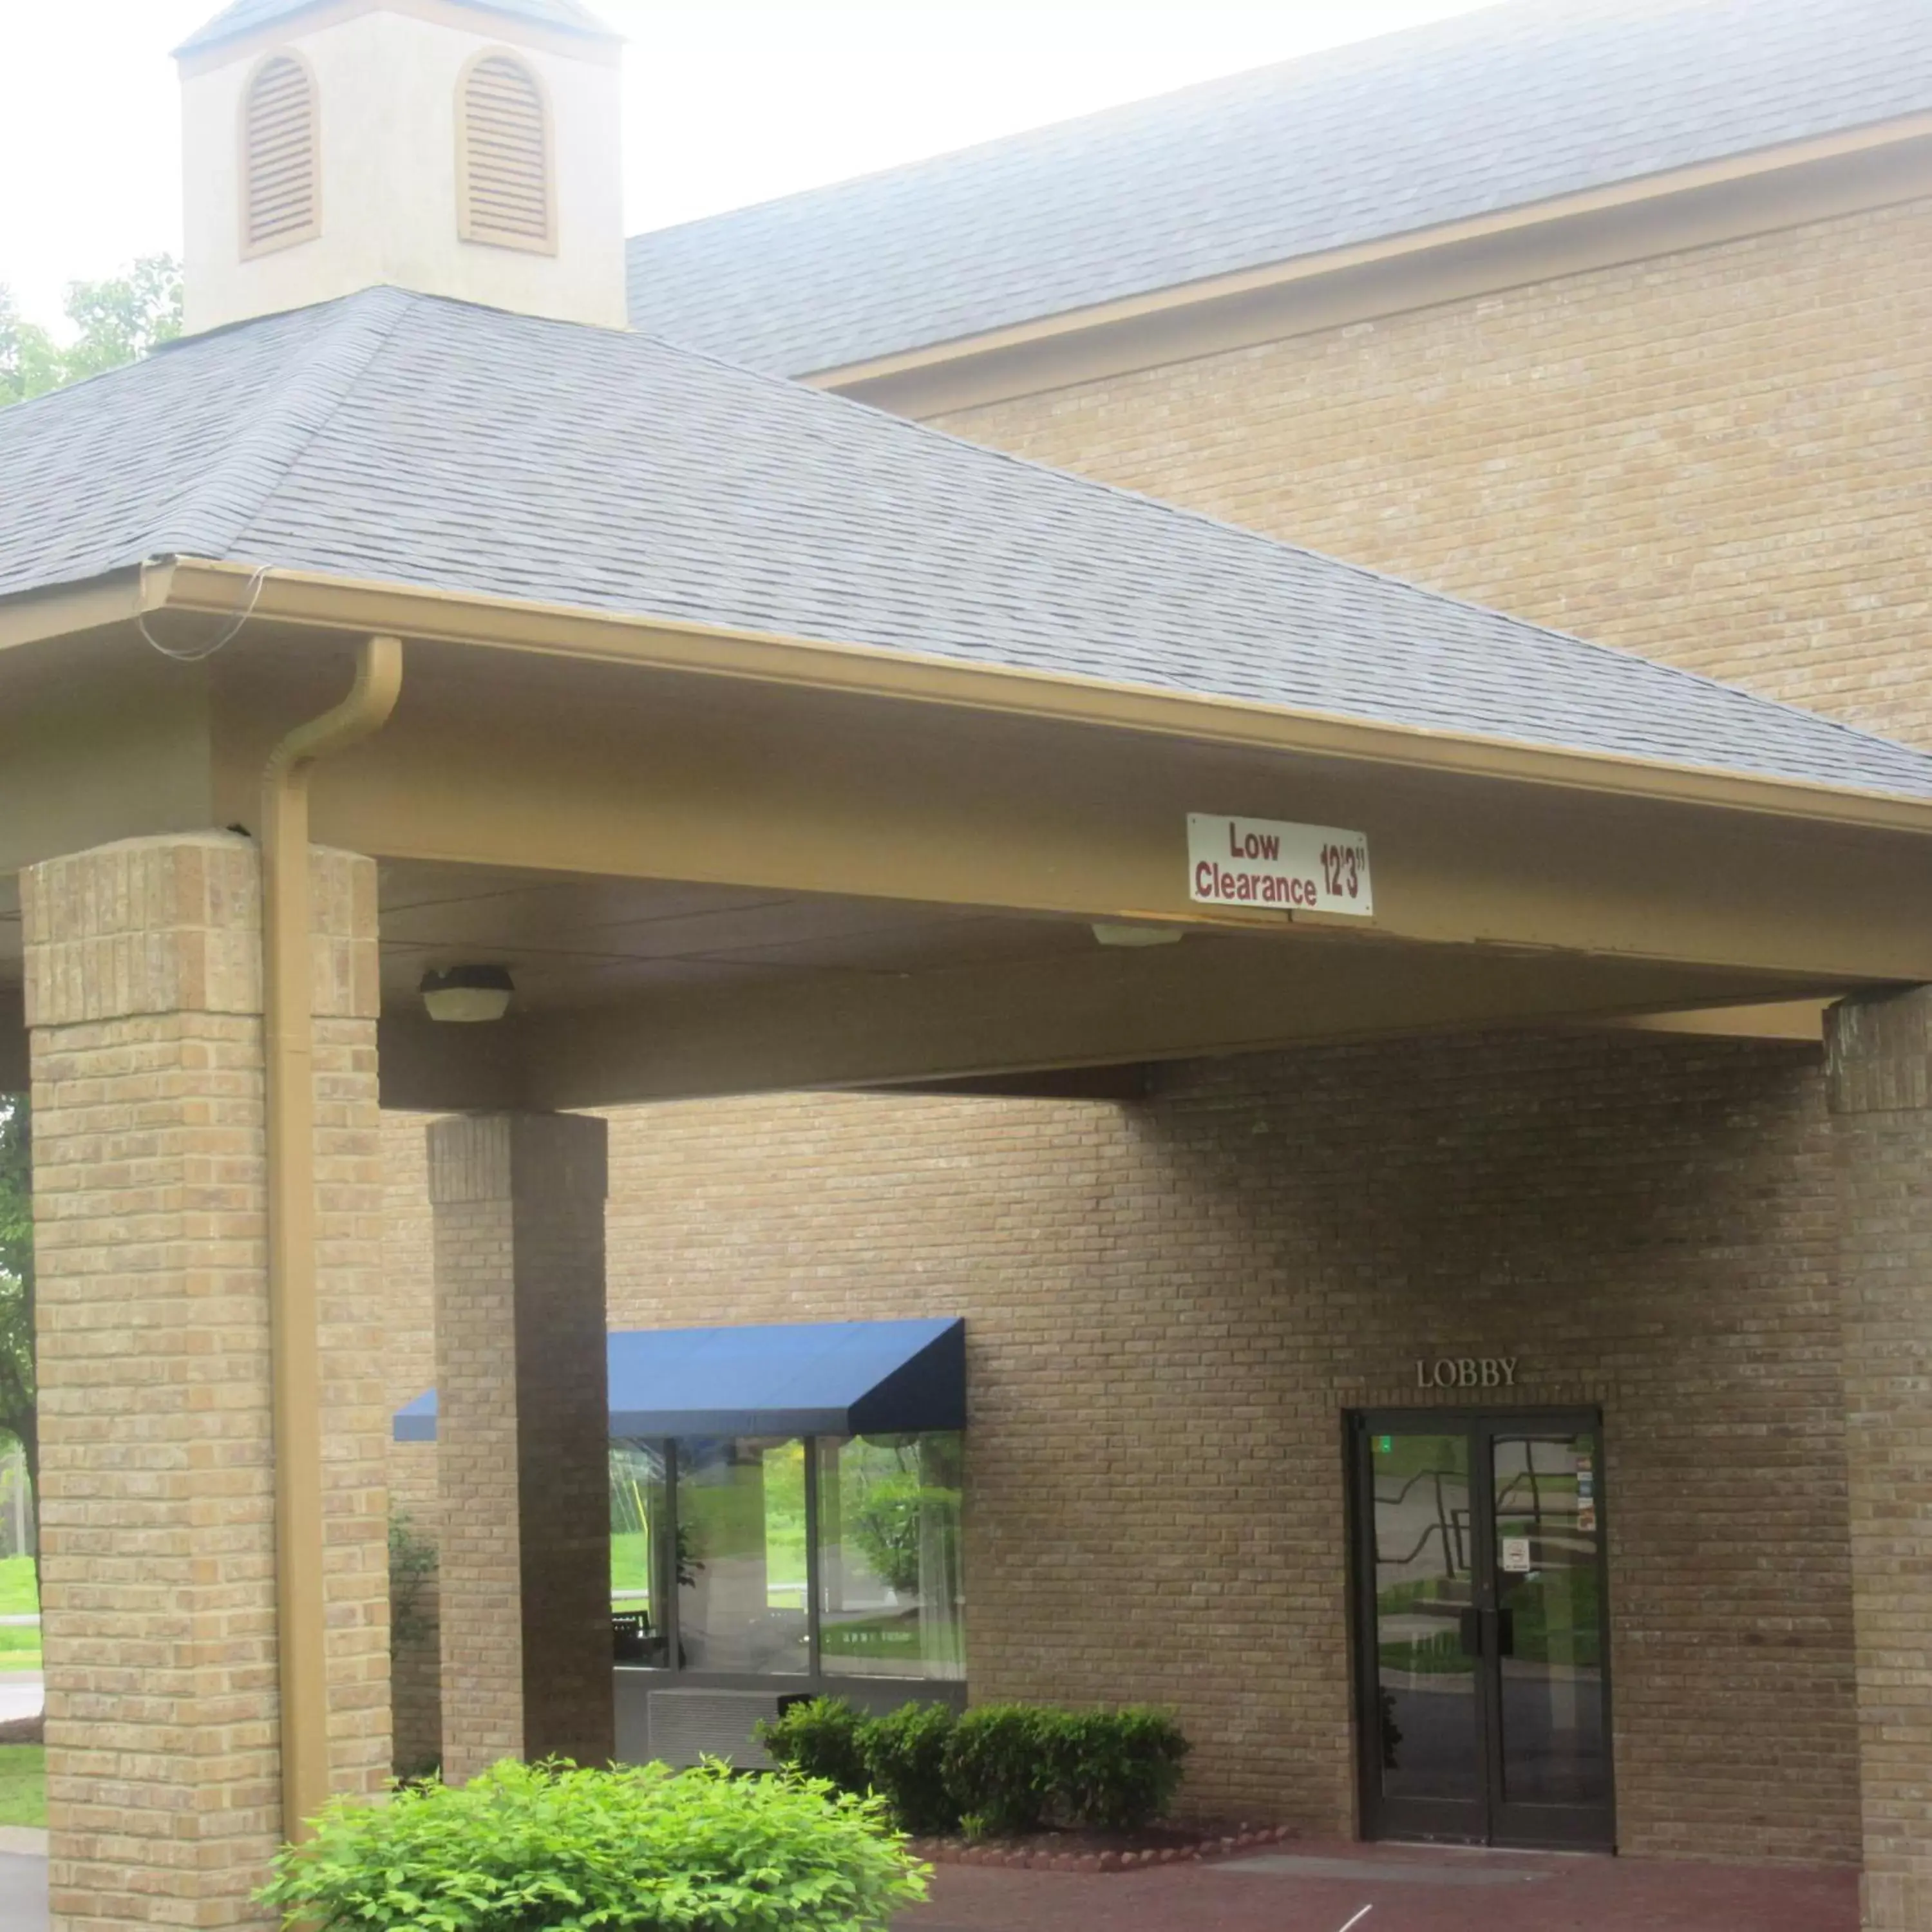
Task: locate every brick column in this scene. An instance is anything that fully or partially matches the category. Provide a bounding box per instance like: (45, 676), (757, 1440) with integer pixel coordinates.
(428, 1112), (612, 1782)
(1828, 986), (1932, 1932)
(21, 831), (389, 1932)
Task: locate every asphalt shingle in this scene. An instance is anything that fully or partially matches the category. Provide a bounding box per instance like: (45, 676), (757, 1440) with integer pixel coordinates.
(4, 285), (1931, 804)
(626, 0), (1932, 375)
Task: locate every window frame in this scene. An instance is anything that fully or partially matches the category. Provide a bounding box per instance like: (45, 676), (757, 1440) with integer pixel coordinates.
(238, 48), (322, 260)
(613, 1430), (965, 1687)
(455, 47), (559, 257)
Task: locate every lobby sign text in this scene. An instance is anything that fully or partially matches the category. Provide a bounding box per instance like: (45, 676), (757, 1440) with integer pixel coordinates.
(1187, 813), (1373, 916)
(1415, 1356), (1519, 1389)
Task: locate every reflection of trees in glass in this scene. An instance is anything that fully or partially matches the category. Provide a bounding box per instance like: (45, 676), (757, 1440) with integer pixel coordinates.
(678, 1440), (807, 1607)
(846, 1437), (963, 1599)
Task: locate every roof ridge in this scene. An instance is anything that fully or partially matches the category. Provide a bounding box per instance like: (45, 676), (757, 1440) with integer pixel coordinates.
(627, 0), (1530, 246)
(629, 321), (1930, 773)
(144, 288), (417, 563)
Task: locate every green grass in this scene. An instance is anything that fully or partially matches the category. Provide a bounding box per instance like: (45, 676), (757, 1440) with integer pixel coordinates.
(0, 1747), (43, 1828)
(0, 1558), (36, 1620)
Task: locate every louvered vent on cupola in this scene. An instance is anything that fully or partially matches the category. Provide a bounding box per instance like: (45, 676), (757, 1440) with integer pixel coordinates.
(459, 53), (556, 254)
(241, 53), (320, 256)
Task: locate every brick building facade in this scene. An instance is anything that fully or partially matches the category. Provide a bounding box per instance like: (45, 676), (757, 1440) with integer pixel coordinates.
(14, 2), (1932, 1926)
(383, 146), (1932, 1870)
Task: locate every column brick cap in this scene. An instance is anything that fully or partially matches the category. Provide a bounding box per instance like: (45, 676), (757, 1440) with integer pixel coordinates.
(1826, 985), (1932, 1115)
(427, 1111), (609, 1206)
(21, 831), (378, 1028)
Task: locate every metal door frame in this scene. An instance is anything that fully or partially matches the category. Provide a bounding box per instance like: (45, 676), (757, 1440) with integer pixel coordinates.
(1347, 1406), (1616, 1853)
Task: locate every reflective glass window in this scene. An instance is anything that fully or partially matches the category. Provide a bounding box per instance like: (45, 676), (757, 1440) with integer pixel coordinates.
(675, 1436), (810, 1674)
(818, 1432), (965, 1680)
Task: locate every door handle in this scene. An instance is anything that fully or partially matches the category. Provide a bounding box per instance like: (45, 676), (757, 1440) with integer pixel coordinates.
(1459, 1607), (1482, 1657)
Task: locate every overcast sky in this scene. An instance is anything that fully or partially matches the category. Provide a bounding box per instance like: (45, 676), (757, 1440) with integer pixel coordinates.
(0, 0), (1492, 332)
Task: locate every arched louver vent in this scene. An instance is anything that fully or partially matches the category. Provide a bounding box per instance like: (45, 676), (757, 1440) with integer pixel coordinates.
(459, 55), (555, 252)
(242, 53), (319, 255)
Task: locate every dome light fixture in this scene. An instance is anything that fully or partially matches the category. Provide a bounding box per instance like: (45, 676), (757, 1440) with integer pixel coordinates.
(419, 963), (516, 1023)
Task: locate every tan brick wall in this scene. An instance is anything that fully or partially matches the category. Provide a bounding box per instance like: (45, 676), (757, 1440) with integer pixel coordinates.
(428, 1113), (612, 1782)
(582, 1031), (1857, 1864)
(428, 1124), (526, 1783)
(931, 197), (1932, 749)
(371, 195), (1913, 1861)
(1826, 989), (1932, 1931)
(25, 833), (387, 1932)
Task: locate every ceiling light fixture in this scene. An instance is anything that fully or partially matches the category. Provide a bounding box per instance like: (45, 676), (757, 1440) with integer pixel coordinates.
(419, 963), (516, 1023)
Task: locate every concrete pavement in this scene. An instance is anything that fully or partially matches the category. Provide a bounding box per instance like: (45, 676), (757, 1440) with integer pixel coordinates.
(0, 1675), (42, 1725)
(0, 1849), (45, 1928)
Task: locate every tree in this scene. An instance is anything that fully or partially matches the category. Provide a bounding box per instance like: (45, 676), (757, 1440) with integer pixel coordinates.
(0, 1097), (33, 1540)
(0, 252), (181, 1548)
(0, 287), (63, 406)
(0, 254), (182, 406)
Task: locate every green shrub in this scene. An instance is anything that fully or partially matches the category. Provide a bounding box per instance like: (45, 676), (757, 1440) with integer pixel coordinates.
(1043, 1707), (1189, 1832)
(756, 1697), (870, 1797)
(942, 1705), (1051, 1837)
(258, 1757), (927, 1932)
(858, 1701), (958, 1835)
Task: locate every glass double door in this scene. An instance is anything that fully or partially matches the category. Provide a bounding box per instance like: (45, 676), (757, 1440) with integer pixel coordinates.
(1349, 1409), (1614, 1851)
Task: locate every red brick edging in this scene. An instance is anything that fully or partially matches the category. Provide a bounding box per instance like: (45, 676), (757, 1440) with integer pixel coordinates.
(909, 1823), (1293, 1873)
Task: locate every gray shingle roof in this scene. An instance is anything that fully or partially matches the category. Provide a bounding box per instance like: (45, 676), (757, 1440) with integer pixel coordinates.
(5, 285), (1931, 802)
(626, 0), (1932, 376)
(176, 0), (613, 57)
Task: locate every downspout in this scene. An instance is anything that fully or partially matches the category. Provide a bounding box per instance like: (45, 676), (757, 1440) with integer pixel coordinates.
(261, 634), (404, 1844)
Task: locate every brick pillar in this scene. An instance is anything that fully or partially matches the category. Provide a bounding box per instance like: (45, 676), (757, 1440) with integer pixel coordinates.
(21, 831), (389, 1932)
(428, 1112), (612, 1782)
(1828, 986), (1932, 1931)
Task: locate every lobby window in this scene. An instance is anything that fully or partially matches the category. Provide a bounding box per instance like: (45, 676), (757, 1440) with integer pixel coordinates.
(609, 1439), (670, 1666)
(819, 1433), (965, 1680)
(610, 1431), (965, 1683)
(677, 1437), (811, 1675)
(240, 52), (319, 256)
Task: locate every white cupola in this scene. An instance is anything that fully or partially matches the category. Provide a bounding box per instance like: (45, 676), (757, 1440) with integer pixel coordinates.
(174, 0), (627, 335)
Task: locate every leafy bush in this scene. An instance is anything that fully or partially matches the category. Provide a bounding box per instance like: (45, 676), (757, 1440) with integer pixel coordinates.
(756, 1697), (870, 1797)
(858, 1701), (958, 1834)
(388, 1511), (437, 1652)
(758, 1696), (1193, 1842)
(258, 1757), (927, 1932)
(1043, 1707), (1189, 1832)
(942, 1705), (1051, 1837)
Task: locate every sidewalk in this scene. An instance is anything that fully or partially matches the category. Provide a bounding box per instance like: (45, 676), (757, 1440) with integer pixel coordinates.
(896, 1841), (1859, 1931)
(0, 1848), (44, 1927)
(0, 1674), (41, 1725)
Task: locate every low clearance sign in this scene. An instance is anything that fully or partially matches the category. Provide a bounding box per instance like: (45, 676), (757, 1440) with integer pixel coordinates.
(1186, 813), (1374, 917)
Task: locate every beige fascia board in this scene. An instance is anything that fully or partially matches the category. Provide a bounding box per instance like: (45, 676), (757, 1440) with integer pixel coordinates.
(1595, 998), (1830, 1043)
(175, 0), (621, 77)
(155, 558), (1932, 840)
(813, 116), (1932, 415)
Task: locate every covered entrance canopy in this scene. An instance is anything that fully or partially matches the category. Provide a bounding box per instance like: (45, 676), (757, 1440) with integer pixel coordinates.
(8, 287), (1932, 1106)
(6, 282), (1932, 1925)
(394, 1316), (967, 1439)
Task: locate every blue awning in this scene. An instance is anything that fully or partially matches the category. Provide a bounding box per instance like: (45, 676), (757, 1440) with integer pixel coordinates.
(393, 1316), (965, 1442)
